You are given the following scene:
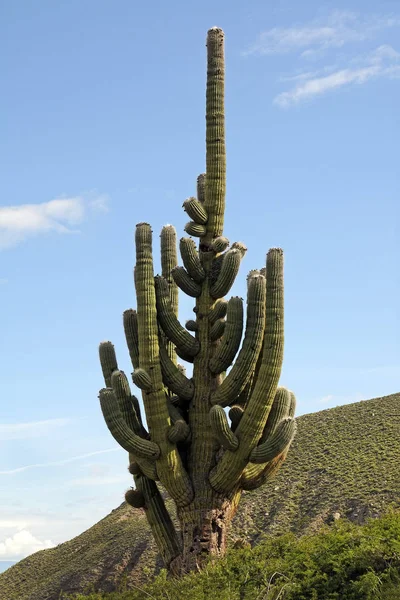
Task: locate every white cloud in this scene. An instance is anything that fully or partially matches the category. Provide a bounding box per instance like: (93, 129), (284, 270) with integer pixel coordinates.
(0, 448), (120, 475)
(274, 44), (400, 107)
(244, 11), (400, 57)
(0, 418), (72, 441)
(0, 530), (54, 560)
(88, 193), (110, 213)
(0, 278), (8, 285)
(0, 192), (109, 250)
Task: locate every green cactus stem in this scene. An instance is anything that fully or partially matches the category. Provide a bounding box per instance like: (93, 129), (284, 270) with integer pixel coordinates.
(171, 266), (202, 297)
(179, 238), (205, 283)
(209, 248), (285, 493)
(211, 236), (230, 253)
(209, 405), (239, 451)
(183, 197), (208, 224)
(160, 225), (179, 362)
(249, 418), (296, 464)
(155, 275), (200, 358)
(210, 318), (225, 341)
(184, 221), (207, 237)
(210, 248), (243, 299)
(99, 389), (160, 459)
(123, 310), (140, 370)
(99, 341), (118, 387)
(211, 273), (266, 407)
(159, 342), (194, 401)
(125, 488), (146, 508)
(185, 319), (198, 332)
(137, 475), (182, 569)
(229, 405), (244, 431)
(209, 296), (244, 375)
(131, 368), (153, 391)
(208, 299), (228, 324)
(134, 222), (193, 506)
(167, 402), (191, 443)
(197, 173), (206, 203)
(110, 370), (148, 438)
(128, 462), (141, 475)
(203, 27), (226, 243)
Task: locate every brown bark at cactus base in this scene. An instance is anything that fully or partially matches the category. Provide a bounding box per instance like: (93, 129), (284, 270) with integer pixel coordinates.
(169, 494), (241, 575)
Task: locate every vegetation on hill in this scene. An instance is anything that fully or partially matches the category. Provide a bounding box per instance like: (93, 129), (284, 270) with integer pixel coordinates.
(0, 393), (398, 600)
(65, 510), (400, 600)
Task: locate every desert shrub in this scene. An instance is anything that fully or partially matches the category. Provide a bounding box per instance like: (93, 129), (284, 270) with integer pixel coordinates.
(67, 510), (400, 600)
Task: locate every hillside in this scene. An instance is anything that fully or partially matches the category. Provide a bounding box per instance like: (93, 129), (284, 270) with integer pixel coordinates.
(1, 393), (399, 600)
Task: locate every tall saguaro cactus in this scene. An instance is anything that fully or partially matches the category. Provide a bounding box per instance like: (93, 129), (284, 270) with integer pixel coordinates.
(98, 27), (296, 575)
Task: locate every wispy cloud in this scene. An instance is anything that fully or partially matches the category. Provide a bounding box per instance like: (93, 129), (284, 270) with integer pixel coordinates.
(318, 392), (364, 405)
(274, 44), (400, 107)
(0, 418), (72, 441)
(0, 278), (8, 285)
(244, 11), (400, 57)
(67, 474), (129, 487)
(0, 192), (109, 250)
(0, 530), (54, 560)
(0, 448), (120, 475)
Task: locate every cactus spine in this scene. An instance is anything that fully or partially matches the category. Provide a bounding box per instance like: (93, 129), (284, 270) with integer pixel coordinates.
(97, 27), (296, 575)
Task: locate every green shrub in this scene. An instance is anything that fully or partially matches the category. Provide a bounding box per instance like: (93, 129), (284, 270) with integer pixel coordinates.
(67, 511), (400, 600)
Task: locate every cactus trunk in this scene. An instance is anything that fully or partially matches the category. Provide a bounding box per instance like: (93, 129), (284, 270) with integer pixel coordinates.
(97, 26), (297, 576)
(171, 492), (241, 573)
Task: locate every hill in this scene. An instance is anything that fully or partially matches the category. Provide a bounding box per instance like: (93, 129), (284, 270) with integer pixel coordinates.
(1, 392), (399, 600)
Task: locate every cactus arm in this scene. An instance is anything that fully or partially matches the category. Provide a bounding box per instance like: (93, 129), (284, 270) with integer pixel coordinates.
(167, 402), (191, 443)
(209, 405), (238, 451)
(202, 27), (226, 243)
(155, 275), (200, 358)
(208, 299), (227, 324)
(210, 249), (242, 299)
(131, 368), (153, 391)
(260, 387), (295, 442)
(183, 197), (208, 225)
(185, 319), (198, 332)
(135, 474), (182, 569)
(135, 223), (193, 506)
(179, 238), (205, 283)
(196, 173), (206, 203)
(241, 451), (288, 491)
(211, 273), (266, 407)
(210, 318), (225, 341)
(249, 418), (296, 463)
(123, 310), (140, 370)
(98, 347), (156, 478)
(99, 389), (160, 459)
(110, 370), (148, 438)
(160, 225), (179, 362)
(125, 488), (146, 508)
(160, 225), (179, 315)
(184, 222), (207, 237)
(211, 236), (229, 253)
(171, 266), (202, 297)
(159, 342), (194, 401)
(241, 387), (296, 483)
(98, 341), (118, 387)
(209, 248), (285, 493)
(209, 296), (243, 374)
(229, 405), (244, 431)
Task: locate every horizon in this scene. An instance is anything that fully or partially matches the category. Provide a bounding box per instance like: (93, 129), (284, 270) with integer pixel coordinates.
(1, 0), (399, 566)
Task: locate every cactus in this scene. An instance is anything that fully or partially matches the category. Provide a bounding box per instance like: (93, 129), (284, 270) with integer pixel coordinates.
(97, 27), (296, 575)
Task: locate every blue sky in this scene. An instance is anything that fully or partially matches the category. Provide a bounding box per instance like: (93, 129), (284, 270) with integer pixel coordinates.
(1, 0), (399, 567)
